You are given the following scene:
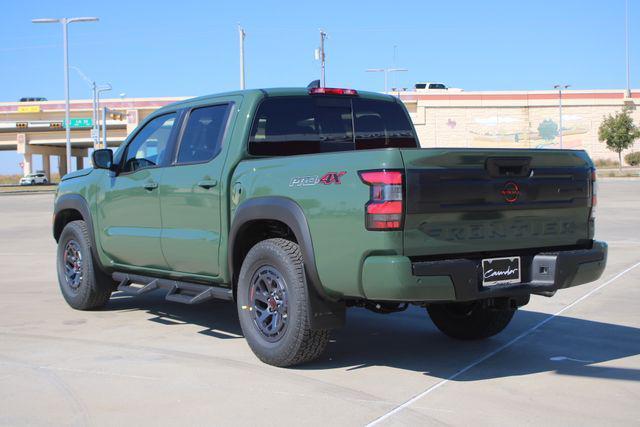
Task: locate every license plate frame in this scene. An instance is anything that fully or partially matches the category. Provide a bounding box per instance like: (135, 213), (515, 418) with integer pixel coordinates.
(482, 256), (521, 287)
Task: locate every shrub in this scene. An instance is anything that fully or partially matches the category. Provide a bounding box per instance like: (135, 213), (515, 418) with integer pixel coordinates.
(624, 152), (640, 166)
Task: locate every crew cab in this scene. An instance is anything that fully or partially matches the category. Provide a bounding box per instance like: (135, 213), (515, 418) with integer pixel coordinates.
(53, 85), (607, 366)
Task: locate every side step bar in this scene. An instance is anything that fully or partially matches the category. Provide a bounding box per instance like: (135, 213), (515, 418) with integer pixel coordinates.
(113, 272), (233, 304)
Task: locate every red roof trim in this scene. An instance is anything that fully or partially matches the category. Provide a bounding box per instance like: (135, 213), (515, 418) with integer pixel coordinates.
(399, 91), (638, 102)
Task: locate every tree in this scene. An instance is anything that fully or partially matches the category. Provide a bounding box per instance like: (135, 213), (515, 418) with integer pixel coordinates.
(538, 119), (559, 144)
(598, 107), (640, 170)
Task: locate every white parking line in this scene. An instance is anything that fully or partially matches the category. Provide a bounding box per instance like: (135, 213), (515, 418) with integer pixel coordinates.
(366, 261), (640, 426)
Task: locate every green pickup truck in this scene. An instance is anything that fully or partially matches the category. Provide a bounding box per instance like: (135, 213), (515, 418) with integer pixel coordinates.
(53, 85), (607, 366)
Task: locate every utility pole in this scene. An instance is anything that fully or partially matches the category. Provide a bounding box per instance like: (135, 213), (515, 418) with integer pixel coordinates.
(32, 17), (99, 174)
(625, 0), (631, 98)
(554, 84), (570, 149)
(238, 24), (246, 90)
(319, 30), (327, 87)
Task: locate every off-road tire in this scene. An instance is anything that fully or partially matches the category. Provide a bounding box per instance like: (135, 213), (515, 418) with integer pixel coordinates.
(56, 220), (113, 310)
(427, 301), (515, 340)
(237, 238), (329, 367)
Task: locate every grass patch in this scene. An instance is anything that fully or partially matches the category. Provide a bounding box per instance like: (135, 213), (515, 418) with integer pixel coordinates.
(598, 170), (639, 178)
(0, 184), (57, 193)
(594, 159), (621, 168)
(0, 173), (60, 185)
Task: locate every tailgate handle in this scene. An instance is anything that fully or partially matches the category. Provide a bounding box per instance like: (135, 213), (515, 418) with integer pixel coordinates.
(486, 157), (531, 177)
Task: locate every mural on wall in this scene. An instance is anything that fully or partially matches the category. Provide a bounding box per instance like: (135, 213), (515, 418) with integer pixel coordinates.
(463, 112), (589, 149)
(469, 115), (531, 145)
(534, 115), (589, 149)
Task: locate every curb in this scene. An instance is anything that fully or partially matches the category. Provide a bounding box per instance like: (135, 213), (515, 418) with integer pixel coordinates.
(0, 190), (56, 196)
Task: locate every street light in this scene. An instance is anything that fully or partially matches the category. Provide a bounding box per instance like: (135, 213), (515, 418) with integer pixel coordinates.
(68, 66), (111, 149)
(366, 68), (408, 93)
(625, 0), (631, 98)
(554, 84), (570, 149)
(96, 85), (112, 149)
(32, 17), (99, 175)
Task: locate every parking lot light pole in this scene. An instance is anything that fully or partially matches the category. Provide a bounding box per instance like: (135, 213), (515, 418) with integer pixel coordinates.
(366, 68), (408, 93)
(553, 85), (570, 149)
(32, 17), (99, 174)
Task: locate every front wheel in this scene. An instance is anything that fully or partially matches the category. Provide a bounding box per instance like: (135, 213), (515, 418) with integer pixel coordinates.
(56, 220), (113, 310)
(236, 238), (329, 367)
(427, 300), (515, 340)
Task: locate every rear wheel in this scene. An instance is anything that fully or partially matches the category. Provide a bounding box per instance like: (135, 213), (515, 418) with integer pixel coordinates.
(427, 300), (515, 340)
(237, 238), (329, 367)
(56, 220), (113, 310)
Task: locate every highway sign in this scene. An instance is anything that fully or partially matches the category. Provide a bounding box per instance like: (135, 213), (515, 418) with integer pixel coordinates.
(64, 118), (93, 128)
(18, 106), (41, 113)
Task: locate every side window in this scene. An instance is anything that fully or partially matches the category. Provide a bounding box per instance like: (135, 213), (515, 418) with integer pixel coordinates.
(121, 113), (177, 173)
(176, 104), (229, 164)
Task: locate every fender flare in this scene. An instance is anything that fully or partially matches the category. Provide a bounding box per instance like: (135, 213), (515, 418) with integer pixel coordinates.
(228, 196), (345, 329)
(53, 194), (109, 274)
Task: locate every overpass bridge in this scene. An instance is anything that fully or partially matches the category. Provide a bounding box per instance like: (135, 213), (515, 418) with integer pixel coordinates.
(0, 97), (186, 179)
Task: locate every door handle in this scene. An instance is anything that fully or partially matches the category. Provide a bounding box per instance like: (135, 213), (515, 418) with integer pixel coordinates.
(143, 181), (158, 191)
(197, 179), (218, 189)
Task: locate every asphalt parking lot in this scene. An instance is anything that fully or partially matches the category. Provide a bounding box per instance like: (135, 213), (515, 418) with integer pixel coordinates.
(0, 181), (638, 426)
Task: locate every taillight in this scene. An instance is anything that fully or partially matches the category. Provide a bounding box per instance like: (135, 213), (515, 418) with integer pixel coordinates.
(590, 169), (597, 220)
(308, 87), (358, 96)
(359, 170), (404, 230)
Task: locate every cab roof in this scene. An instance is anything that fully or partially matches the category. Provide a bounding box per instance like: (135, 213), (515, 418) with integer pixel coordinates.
(155, 87), (396, 114)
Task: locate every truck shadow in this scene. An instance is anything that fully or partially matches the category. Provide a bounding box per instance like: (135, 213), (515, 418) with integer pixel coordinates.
(105, 292), (640, 382)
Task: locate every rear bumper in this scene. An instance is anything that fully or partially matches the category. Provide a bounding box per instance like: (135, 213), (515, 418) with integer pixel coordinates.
(360, 240), (607, 302)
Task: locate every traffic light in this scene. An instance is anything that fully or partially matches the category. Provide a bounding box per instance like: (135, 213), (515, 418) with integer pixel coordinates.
(50, 122), (63, 129)
(108, 111), (125, 121)
(16, 122), (27, 129)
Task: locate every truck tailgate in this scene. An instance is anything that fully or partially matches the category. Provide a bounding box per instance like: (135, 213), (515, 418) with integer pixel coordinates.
(401, 148), (593, 257)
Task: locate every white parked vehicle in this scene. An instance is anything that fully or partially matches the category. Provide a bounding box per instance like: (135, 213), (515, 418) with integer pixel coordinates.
(414, 82), (464, 93)
(19, 172), (48, 185)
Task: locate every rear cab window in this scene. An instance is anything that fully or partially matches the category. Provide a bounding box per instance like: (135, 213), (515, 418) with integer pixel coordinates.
(248, 95), (417, 156)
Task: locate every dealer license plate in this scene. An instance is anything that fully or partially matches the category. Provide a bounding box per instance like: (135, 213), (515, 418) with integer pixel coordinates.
(482, 256), (521, 287)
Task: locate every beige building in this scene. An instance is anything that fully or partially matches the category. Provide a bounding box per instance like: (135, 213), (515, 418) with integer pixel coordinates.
(1, 89), (638, 178)
(399, 89), (639, 161)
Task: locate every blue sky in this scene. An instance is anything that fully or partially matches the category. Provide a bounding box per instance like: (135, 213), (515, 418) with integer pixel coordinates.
(0, 0), (637, 174)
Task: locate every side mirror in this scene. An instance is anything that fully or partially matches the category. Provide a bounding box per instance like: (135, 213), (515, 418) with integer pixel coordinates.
(92, 149), (114, 170)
